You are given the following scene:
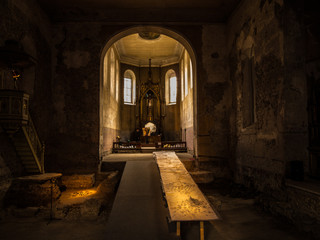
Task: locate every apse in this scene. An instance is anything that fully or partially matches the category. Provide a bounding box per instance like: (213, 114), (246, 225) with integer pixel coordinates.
(100, 30), (196, 156)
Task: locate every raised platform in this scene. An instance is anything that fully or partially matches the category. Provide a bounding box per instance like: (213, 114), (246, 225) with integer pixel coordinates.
(112, 141), (187, 153)
(5, 173), (62, 208)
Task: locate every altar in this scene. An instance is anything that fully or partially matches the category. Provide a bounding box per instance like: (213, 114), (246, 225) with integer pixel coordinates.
(140, 135), (161, 144)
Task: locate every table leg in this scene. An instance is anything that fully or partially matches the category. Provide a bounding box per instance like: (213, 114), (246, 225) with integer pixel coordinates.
(177, 221), (181, 236)
(200, 221), (204, 240)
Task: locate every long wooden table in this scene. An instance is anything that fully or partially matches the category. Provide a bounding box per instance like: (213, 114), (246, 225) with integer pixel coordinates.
(153, 151), (219, 240)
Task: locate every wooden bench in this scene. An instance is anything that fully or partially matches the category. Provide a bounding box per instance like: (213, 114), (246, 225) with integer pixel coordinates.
(153, 151), (220, 240)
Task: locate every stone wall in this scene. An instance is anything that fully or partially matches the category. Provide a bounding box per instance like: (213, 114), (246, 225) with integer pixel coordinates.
(228, 0), (309, 190)
(228, 0), (288, 191)
(227, 0), (320, 237)
(48, 23), (232, 173)
(1, 0), (233, 175)
(0, 0), (53, 156)
(198, 24), (231, 167)
(0, 0), (52, 209)
(50, 22), (104, 173)
(0, 127), (24, 218)
(257, 183), (320, 239)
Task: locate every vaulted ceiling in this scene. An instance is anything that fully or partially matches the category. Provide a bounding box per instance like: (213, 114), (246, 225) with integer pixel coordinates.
(114, 34), (184, 66)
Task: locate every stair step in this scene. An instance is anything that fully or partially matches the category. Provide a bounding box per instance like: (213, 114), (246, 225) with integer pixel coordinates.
(22, 160), (37, 164)
(25, 167), (39, 171)
(20, 156), (34, 161)
(24, 167), (38, 171)
(16, 149), (30, 154)
(16, 147), (31, 150)
(22, 159), (36, 163)
(23, 162), (37, 166)
(19, 152), (34, 159)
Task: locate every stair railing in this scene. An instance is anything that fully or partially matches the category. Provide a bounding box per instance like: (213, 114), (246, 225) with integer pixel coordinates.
(22, 112), (45, 173)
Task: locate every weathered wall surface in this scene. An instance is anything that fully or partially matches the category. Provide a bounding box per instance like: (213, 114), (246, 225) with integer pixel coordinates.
(0, 0), (53, 143)
(49, 23), (231, 172)
(228, 0), (308, 191)
(228, 0), (287, 190)
(228, 0), (319, 236)
(0, 0), (52, 207)
(0, 128), (24, 218)
(0, 0), (231, 174)
(199, 24), (231, 172)
(50, 22), (102, 173)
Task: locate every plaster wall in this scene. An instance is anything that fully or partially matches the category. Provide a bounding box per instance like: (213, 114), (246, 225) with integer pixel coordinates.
(101, 46), (121, 154)
(120, 63), (181, 142)
(162, 64), (180, 141)
(180, 50), (194, 153)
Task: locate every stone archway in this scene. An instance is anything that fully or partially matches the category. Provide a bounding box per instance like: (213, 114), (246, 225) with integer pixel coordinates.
(99, 26), (198, 157)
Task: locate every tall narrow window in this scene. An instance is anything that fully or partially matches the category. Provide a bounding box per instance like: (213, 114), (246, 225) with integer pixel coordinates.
(109, 48), (115, 97)
(181, 59), (184, 101)
(189, 58), (193, 89)
(124, 70), (136, 105)
(115, 60), (119, 102)
(124, 77), (131, 103)
(184, 51), (189, 97)
(170, 76), (177, 103)
(165, 69), (177, 105)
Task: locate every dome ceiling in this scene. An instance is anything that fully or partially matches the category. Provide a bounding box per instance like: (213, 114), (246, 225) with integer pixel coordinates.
(114, 33), (184, 67)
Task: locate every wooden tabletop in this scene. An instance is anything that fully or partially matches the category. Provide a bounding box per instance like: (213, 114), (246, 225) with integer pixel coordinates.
(154, 151), (219, 222)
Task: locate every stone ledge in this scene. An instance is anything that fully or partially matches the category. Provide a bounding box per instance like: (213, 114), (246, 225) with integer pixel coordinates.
(5, 173), (62, 208)
(62, 174), (95, 189)
(286, 179), (320, 196)
(17, 173), (62, 182)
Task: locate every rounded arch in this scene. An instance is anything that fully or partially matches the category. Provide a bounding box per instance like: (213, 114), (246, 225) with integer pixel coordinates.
(99, 26), (198, 156)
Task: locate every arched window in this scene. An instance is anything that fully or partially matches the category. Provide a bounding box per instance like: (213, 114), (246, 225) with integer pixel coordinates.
(109, 48), (115, 97)
(165, 69), (177, 105)
(124, 69), (136, 105)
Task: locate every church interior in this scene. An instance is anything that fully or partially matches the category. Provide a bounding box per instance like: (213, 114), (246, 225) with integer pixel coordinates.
(0, 0), (320, 239)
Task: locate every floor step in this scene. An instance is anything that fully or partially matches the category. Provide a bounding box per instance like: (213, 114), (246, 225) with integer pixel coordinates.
(189, 170), (214, 183)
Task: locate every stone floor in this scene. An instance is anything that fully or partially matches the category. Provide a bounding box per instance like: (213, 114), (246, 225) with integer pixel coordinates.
(0, 153), (316, 240)
(0, 193), (313, 240)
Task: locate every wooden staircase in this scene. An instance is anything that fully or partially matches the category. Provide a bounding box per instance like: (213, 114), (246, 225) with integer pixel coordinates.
(10, 125), (44, 174)
(0, 89), (44, 174)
